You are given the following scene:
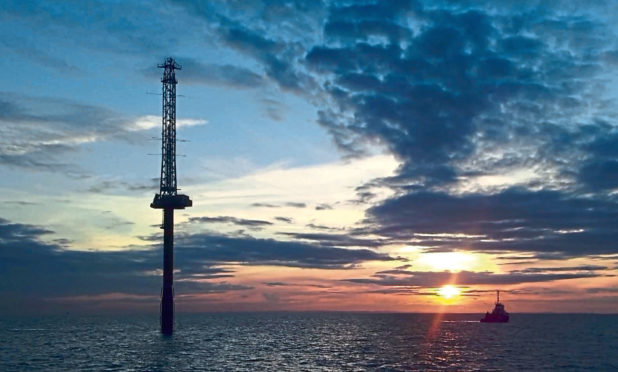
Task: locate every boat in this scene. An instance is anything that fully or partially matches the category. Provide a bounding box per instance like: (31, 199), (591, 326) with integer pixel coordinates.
(480, 290), (509, 323)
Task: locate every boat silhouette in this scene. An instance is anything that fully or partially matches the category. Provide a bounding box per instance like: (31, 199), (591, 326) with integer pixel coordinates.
(480, 290), (509, 323)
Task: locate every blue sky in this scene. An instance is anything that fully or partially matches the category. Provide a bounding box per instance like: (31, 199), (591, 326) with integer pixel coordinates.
(1, 0), (617, 314)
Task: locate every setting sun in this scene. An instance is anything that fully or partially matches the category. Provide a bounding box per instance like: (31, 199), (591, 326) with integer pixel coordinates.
(437, 285), (461, 300)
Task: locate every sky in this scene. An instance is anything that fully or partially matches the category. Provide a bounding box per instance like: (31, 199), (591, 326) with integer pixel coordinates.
(1, 0), (617, 315)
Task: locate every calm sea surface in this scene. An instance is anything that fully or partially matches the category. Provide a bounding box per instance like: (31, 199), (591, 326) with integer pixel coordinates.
(1, 313), (616, 371)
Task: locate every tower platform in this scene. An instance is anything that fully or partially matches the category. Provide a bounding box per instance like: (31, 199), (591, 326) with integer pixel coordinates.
(150, 194), (192, 209)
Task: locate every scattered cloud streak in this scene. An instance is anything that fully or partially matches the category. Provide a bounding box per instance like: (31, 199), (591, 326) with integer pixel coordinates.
(344, 269), (610, 287)
(0, 93), (205, 172)
(188, 215), (273, 229)
(172, 232), (397, 269)
(141, 58), (265, 88)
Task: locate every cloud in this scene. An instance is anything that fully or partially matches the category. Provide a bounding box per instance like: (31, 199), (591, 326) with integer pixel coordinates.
(169, 1), (618, 263)
(190, 154), (399, 235)
(366, 187), (618, 257)
(278, 231), (385, 248)
(306, 223), (342, 231)
(585, 287), (618, 294)
(248, 202), (307, 209)
(263, 281), (330, 289)
(1, 0), (198, 57)
(0, 93), (205, 172)
(510, 265), (608, 274)
(8, 0), (617, 193)
(178, 59), (265, 88)
(260, 97), (287, 122)
(0, 35), (80, 73)
(3, 200), (38, 206)
(172, 232), (398, 269)
(214, 19), (315, 93)
(250, 202), (280, 208)
(141, 58), (265, 88)
(306, 3), (611, 186)
(0, 216), (399, 301)
(188, 215), (273, 228)
(130, 115), (207, 130)
(172, 0), (326, 94)
(0, 94), (118, 170)
(285, 202), (306, 208)
(264, 281), (287, 287)
(0, 218), (250, 298)
(86, 178), (159, 194)
(344, 269), (608, 288)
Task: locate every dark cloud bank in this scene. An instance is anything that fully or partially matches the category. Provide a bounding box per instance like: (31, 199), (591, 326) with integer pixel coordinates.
(170, 0), (618, 260)
(0, 218), (395, 302)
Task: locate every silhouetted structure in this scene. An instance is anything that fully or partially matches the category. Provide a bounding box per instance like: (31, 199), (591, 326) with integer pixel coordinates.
(481, 290), (510, 323)
(151, 57), (192, 335)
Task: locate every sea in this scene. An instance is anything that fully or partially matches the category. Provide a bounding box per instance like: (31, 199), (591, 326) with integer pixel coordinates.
(1, 312), (616, 371)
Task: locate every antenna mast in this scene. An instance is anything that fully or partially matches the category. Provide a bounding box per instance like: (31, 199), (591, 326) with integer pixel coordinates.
(151, 57), (192, 335)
